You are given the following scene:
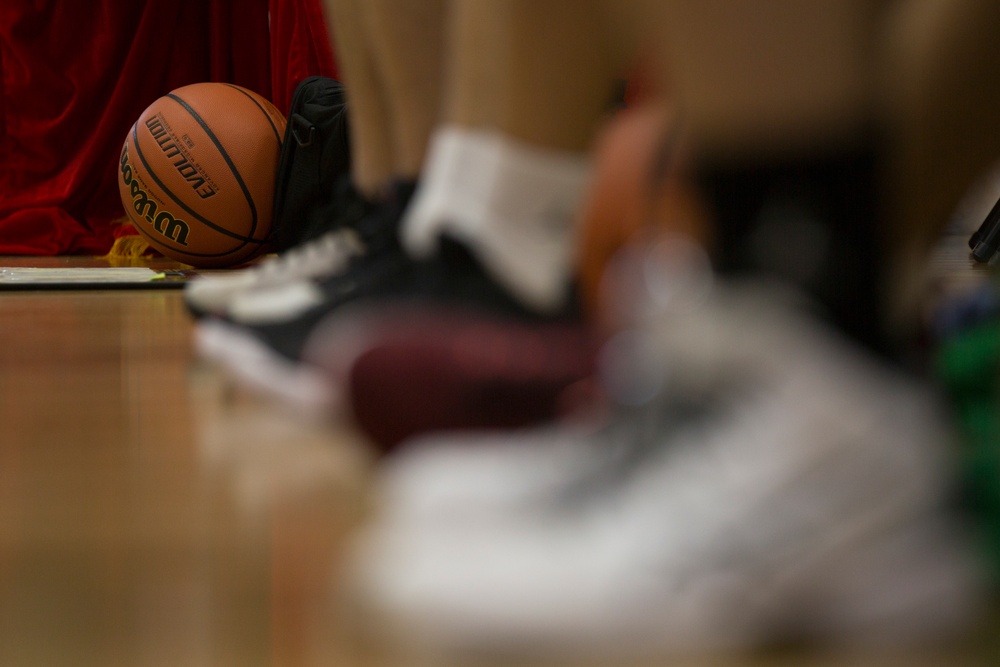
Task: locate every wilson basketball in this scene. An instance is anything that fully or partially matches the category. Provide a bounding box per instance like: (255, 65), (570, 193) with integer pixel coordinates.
(118, 83), (286, 267)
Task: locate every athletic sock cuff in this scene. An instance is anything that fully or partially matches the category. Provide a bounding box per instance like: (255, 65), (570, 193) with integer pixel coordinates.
(402, 127), (590, 312)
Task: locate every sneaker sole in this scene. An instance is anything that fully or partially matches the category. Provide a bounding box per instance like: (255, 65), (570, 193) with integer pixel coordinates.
(194, 318), (338, 411)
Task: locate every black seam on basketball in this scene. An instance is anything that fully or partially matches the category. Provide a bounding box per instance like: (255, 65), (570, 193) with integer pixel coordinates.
(125, 204), (263, 259)
(166, 92), (260, 238)
(221, 84), (283, 146)
(130, 123), (260, 251)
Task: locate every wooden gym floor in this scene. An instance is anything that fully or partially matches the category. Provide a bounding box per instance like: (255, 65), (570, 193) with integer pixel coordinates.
(0, 250), (996, 666)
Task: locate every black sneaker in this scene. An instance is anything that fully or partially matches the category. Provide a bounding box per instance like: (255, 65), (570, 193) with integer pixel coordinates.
(183, 175), (375, 319)
(195, 230), (579, 410)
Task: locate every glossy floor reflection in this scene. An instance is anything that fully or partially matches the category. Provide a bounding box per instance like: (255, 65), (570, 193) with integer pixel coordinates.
(0, 272), (369, 666)
(0, 256), (994, 666)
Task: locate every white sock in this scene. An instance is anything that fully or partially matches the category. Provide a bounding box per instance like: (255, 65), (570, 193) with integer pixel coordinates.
(402, 127), (591, 313)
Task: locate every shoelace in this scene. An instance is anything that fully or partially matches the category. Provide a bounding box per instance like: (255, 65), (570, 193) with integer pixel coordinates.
(254, 229), (362, 281)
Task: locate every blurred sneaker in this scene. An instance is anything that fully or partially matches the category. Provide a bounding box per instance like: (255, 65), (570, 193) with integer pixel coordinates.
(184, 226), (365, 318)
(344, 279), (983, 658)
(193, 228), (413, 410)
(183, 177), (384, 319)
(339, 307), (599, 451)
(367, 235), (721, 523)
(195, 234), (579, 412)
(373, 399), (708, 528)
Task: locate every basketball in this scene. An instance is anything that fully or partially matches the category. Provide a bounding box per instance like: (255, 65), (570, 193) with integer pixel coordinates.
(118, 83), (286, 268)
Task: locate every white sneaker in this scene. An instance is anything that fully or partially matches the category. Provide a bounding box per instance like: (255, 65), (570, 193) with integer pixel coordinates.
(184, 228), (364, 317)
(375, 399), (716, 529)
(366, 238), (795, 528)
(344, 280), (984, 658)
(371, 234), (718, 524)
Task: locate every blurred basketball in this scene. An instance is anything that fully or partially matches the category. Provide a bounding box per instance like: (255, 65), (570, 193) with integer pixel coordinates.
(118, 82), (286, 267)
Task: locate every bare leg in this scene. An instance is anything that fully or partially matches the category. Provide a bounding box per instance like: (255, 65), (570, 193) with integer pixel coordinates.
(611, 0), (880, 161)
(444, 0), (620, 151)
(404, 0), (629, 312)
(321, 0), (393, 197)
(624, 1), (1000, 338)
(322, 0), (446, 197)
(365, 0), (447, 180)
(608, 0), (892, 352)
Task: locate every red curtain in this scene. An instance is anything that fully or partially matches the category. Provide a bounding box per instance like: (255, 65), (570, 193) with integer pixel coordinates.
(269, 0), (339, 114)
(0, 0), (337, 256)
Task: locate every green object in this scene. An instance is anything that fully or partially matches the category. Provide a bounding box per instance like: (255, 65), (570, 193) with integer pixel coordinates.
(936, 319), (1000, 582)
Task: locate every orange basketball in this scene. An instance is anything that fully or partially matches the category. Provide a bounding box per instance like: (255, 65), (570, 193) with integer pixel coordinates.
(118, 83), (286, 267)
